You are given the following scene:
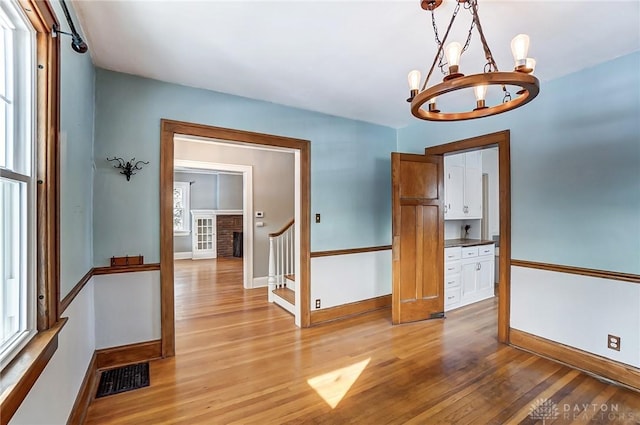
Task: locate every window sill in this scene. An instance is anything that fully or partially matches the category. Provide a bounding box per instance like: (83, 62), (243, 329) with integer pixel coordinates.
(0, 318), (68, 425)
(174, 231), (190, 237)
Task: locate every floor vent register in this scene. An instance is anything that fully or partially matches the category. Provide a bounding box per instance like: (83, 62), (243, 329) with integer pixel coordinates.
(96, 362), (150, 398)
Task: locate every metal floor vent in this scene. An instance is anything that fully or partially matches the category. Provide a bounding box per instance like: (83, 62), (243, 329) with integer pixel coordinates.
(96, 362), (150, 398)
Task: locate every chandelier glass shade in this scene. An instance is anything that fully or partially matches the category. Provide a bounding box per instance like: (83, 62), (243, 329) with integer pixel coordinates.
(407, 0), (540, 121)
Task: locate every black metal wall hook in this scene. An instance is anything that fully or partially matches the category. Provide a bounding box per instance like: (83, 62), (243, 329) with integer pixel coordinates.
(107, 157), (149, 181)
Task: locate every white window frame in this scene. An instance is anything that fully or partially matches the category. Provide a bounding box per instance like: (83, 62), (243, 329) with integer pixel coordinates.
(0, 0), (36, 369)
(173, 181), (191, 236)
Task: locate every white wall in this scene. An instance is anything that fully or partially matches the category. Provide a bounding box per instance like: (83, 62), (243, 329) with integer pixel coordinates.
(310, 250), (391, 310)
(217, 174), (243, 210)
(93, 271), (161, 349)
(11, 271), (161, 424)
(10, 282), (96, 425)
(511, 266), (640, 367)
(444, 220), (481, 240)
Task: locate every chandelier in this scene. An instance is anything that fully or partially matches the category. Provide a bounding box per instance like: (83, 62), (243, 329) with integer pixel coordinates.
(406, 0), (539, 121)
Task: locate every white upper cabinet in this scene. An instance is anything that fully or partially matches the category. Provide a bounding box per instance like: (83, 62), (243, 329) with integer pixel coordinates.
(445, 162), (465, 219)
(463, 151), (482, 218)
(444, 151), (483, 220)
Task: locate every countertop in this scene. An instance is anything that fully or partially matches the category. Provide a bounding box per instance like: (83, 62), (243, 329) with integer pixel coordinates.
(444, 238), (495, 248)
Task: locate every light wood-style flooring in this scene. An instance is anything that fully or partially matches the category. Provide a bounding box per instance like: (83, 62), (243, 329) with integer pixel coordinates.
(85, 258), (640, 424)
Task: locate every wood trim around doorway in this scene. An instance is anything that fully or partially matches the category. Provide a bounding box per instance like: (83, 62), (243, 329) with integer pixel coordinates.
(425, 130), (511, 344)
(159, 119), (311, 357)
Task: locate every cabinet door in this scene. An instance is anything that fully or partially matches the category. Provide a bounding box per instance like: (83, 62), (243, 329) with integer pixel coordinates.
(461, 261), (477, 298)
(192, 214), (217, 259)
(477, 257), (494, 291)
(445, 163), (464, 219)
(464, 151), (482, 218)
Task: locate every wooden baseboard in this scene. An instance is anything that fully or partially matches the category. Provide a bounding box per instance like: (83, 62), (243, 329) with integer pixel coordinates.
(67, 352), (97, 425)
(510, 329), (640, 391)
(96, 340), (162, 370)
(310, 295), (391, 325)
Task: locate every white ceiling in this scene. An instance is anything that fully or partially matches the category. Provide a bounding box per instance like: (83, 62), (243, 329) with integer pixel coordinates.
(73, 0), (640, 128)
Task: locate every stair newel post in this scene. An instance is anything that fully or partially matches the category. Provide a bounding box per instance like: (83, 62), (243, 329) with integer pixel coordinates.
(268, 235), (276, 303)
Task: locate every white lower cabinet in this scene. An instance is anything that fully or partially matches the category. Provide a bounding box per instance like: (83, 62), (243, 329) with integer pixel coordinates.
(445, 243), (494, 311)
(444, 247), (461, 309)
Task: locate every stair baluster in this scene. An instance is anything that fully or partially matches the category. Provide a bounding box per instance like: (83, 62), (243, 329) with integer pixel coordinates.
(268, 219), (295, 310)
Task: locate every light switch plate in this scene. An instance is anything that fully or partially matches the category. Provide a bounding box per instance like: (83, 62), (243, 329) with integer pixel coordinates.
(255, 211), (264, 218)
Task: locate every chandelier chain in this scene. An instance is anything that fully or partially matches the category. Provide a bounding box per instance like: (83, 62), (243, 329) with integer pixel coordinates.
(469, 0), (498, 72)
(467, 0), (514, 102)
(430, 9), (447, 74)
(422, 2), (461, 91)
(461, 7), (476, 55)
(430, 8), (442, 47)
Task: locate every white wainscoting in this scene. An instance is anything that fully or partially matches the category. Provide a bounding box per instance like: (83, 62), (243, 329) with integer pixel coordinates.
(310, 249), (391, 310)
(10, 281), (96, 425)
(93, 271), (161, 349)
(511, 266), (640, 368)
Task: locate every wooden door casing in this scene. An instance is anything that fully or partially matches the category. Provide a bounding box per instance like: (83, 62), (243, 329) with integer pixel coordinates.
(392, 153), (444, 324)
(425, 129), (510, 343)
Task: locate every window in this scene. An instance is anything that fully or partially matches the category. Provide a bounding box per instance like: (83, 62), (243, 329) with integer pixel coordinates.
(0, 0), (36, 366)
(173, 181), (190, 235)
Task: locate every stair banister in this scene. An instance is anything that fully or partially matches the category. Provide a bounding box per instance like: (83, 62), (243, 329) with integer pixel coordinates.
(268, 218), (295, 302)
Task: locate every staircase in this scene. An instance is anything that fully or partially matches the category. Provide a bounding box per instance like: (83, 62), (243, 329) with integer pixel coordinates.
(268, 219), (296, 316)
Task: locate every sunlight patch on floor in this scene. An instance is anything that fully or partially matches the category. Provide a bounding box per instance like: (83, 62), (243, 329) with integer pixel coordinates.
(306, 358), (371, 409)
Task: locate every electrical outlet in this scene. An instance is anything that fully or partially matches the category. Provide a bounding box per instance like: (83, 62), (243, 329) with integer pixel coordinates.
(315, 213), (321, 223)
(607, 334), (621, 351)
(315, 299), (321, 309)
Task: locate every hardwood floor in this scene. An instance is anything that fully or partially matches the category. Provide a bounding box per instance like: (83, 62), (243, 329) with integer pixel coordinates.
(85, 258), (640, 424)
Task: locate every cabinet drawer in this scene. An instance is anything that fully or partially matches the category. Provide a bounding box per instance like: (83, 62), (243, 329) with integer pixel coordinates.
(479, 244), (495, 256)
(462, 246), (479, 258)
(445, 288), (461, 306)
(445, 274), (461, 289)
(445, 262), (461, 275)
(445, 247), (461, 261)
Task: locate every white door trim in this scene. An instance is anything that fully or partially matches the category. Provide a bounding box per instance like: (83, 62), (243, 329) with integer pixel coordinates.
(174, 159), (254, 289)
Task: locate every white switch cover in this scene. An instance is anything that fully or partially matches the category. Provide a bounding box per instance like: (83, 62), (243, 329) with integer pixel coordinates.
(255, 211), (264, 218)
(256, 221), (264, 227)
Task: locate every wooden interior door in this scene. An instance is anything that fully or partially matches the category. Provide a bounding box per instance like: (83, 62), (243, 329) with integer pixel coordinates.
(391, 153), (444, 324)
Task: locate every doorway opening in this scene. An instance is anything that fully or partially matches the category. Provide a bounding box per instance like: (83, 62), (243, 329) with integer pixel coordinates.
(425, 130), (511, 343)
(159, 119), (311, 358)
(173, 159), (253, 288)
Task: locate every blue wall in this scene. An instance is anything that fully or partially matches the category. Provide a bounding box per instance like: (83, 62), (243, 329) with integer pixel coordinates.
(398, 52), (640, 275)
(52, 0), (95, 299)
(93, 69), (396, 266)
